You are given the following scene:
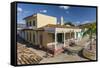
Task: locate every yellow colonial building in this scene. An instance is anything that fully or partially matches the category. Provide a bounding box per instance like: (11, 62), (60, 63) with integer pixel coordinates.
(18, 13), (82, 55)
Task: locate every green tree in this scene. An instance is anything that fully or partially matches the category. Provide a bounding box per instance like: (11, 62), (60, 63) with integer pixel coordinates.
(82, 22), (96, 50)
(64, 22), (75, 26)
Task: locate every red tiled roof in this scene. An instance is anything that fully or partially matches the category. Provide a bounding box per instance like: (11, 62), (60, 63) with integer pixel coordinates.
(40, 24), (80, 29)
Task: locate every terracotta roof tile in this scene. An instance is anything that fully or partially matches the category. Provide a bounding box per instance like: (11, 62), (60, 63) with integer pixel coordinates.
(40, 24), (80, 29)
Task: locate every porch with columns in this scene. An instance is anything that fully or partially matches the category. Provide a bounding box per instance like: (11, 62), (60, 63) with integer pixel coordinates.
(45, 27), (82, 56)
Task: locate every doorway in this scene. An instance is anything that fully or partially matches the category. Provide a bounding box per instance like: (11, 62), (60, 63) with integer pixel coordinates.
(57, 33), (64, 43)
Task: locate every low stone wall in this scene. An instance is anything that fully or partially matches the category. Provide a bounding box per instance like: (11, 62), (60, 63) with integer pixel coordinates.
(82, 48), (96, 60)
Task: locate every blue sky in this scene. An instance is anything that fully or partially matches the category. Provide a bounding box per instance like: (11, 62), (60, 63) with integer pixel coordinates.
(17, 3), (96, 25)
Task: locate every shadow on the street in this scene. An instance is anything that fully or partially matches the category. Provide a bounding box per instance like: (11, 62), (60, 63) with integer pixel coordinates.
(78, 49), (90, 60)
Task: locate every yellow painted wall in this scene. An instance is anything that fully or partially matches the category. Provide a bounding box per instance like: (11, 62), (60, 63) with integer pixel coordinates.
(25, 15), (37, 28)
(37, 13), (57, 28)
(23, 30), (54, 48)
(31, 31), (36, 44)
(36, 31), (43, 46)
(24, 30), (27, 41)
(42, 32), (53, 48)
(23, 13), (57, 47)
(25, 13), (57, 28)
(23, 30), (36, 45)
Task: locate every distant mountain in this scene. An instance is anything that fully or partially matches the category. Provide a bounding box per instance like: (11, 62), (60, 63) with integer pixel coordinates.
(78, 22), (96, 29)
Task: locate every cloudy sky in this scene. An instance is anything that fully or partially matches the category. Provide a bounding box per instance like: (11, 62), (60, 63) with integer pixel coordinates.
(17, 3), (96, 25)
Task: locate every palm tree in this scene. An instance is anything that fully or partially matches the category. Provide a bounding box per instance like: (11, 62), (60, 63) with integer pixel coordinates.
(82, 22), (96, 50)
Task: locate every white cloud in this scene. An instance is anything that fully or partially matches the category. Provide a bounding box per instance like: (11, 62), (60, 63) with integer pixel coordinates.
(18, 21), (24, 24)
(17, 7), (22, 12)
(40, 10), (47, 13)
(83, 20), (90, 24)
(59, 6), (70, 10)
(74, 21), (81, 26)
(18, 21), (25, 24)
(76, 21), (80, 24)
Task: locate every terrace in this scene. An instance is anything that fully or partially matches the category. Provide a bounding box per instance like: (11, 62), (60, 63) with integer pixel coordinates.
(43, 25), (82, 55)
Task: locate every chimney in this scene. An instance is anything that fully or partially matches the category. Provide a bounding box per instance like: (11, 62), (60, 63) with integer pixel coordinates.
(61, 16), (64, 25)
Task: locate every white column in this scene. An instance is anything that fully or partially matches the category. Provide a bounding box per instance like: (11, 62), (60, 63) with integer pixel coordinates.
(74, 32), (77, 39)
(55, 31), (57, 50)
(78, 32), (81, 41)
(64, 32), (66, 47)
(70, 31), (71, 39)
(24, 31), (26, 40)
